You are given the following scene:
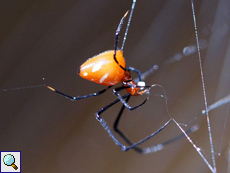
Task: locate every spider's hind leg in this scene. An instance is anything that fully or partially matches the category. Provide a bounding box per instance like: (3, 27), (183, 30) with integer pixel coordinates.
(113, 95), (143, 153)
(95, 86), (172, 153)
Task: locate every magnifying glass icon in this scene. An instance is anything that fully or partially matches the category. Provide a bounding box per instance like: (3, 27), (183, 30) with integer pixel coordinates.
(3, 154), (18, 170)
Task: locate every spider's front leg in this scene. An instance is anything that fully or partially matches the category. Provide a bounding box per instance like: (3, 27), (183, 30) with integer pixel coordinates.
(113, 85), (148, 110)
(46, 85), (112, 101)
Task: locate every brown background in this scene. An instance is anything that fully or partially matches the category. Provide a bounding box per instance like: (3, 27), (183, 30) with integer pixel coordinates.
(0, 0), (230, 172)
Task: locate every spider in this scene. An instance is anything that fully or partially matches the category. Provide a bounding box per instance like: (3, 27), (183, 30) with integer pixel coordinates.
(47, 11), (198, 154)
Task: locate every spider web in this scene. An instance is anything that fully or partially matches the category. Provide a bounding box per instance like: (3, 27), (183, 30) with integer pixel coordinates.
(0, 0), (230, 173)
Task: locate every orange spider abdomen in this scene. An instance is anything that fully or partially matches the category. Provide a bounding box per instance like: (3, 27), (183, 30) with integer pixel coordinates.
(78, 50), (126, 86)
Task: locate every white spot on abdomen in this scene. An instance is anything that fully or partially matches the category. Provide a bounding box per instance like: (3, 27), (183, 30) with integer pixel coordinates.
(99, 73), (109, 83)
(81, 63), (93, 70)
(83, 72), (88, 76)
(92, 61), (103, 72)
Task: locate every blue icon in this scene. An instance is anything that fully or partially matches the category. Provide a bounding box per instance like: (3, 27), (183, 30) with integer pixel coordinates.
(3, 154), (18, 170)
(1, 151), (21, 173)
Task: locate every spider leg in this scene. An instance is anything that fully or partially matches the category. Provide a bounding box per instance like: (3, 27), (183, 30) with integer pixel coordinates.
(113, 95), (143, 153)
(113, 95), (199, 153)
(113, 86), (147, 110)
(95, 85), (172, 153)
(46, 85), (112, 101)
(140, 124), (199, 154)
(111, 86), (199, 153)
(96, 101), (172, 152)
(127, 67), (142, 81)
(113, 12), (129, 72)
(113, 101), (199, 153)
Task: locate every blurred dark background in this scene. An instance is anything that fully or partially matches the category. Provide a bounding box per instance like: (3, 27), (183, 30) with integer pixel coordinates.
(0, 0), (230, 172)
